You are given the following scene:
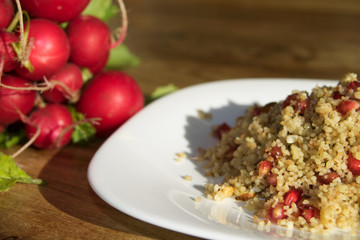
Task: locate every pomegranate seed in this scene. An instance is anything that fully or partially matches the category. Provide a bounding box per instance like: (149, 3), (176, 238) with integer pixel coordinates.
(284, 189), (302, 206)
(347, 153), (360, 176)
(347, 81), (360, 92)
(299, 205), (320, 223)
(296, 98), (310, 115)
(268, 203), (286, 223)
(253, 106), (261, 116)
(332, 91), (343, 100)
(258, 161), (272, 177)
(266, 174), (278, 186)
(214, 122), (230, 140)
(269, 146), (282, 160)
(281, 93), (309, 114)
(318, 171), (340, 184)
(224, 146), (237, 161)
(282, 94), (297, 109)
(336, 99), (360, 115)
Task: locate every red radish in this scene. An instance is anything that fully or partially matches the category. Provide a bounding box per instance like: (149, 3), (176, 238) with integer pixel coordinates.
(88, 51), (109, 75)
(24, 104), (74, 149)
(15, 19), (70, 81)
(42, 63), (83, 103)
(0, 30), (19, 72)
(67, 15), (111, 68)
(0, 74), (36, 126)
(0, 0), (14, 29)
(19, 0), (90, 23)
(77, 71), (144, 137)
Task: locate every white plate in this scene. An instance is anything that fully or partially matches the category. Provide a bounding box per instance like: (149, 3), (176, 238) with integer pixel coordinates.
(87, 78), (356, 240)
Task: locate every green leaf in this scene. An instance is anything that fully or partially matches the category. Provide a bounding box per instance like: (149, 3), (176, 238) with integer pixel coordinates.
(82, 0), (119, 22)
(0, 152), (43, 192)
(80, 67), (94, 84)
(150, 84), (178, 100)
(146, 84), (179, 104)
(0, 126), (26, 149)
(68, 106), (97, 144)
(106, 44), (140, 70)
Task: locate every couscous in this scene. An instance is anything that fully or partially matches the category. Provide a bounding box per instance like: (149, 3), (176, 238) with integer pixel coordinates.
(199, 73), (360, 233)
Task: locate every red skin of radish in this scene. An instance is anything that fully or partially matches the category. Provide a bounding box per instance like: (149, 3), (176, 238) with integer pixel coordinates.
(25, 104), (74, 149)
(77, 71), (144, 137)
(88, 50), (109, 75)
(16, 19), (70, 81)
(42, 63), (83, 103)
(20, 0), (90, 23)
(0, 30), (19, 72)
(0, 0), (14, 29)
(0, 75), (36, 126)
(67, 15), (111, 68)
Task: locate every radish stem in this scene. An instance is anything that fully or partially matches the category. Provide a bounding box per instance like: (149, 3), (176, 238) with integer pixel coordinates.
(110, 0), (128, 49)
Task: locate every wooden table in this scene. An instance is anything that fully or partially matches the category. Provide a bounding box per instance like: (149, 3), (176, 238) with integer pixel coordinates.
(2, 0), (360, 239)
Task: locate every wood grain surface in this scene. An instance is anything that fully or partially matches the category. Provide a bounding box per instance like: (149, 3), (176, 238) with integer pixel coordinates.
(2, 0), (360, 239)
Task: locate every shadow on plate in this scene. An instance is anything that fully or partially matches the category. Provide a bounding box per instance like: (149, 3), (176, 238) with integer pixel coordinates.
(183, 101), (249, 183)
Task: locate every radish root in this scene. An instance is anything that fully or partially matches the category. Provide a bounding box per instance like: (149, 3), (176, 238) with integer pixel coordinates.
(110, 0), (128, 49)
(0, 76), (79, 102)
(11, 110), (40, 158)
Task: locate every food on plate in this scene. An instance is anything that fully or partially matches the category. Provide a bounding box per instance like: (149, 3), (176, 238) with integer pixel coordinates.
(199, 73), (360, 232)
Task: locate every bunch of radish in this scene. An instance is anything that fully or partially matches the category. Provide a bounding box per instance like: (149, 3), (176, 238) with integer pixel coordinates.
(0, 0), (144, 154)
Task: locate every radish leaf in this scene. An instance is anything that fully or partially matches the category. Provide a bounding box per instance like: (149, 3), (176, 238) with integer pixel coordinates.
(82, 0), (118, 22)
(68, 106), (96, 143)
(0, 152), (43, 192)
(106, 44), (140, 70)
(0, 126), (26, 149)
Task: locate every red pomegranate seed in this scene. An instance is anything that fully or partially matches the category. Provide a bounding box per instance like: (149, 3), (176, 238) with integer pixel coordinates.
(258, 161), (272, 176)
(284, 189), (302, 206)
(296, 98), (310, 115)
(332, 91), (343, 100)
(347, 81), (360, 92)
(266, 174), (278, 187)
(347, 153), (360, 176)
(282, 94), (297, 109)
(318, 171), (340, 184)
(214, 122), (231, 140)
(224, 146), (237, 161)
(253, 106), (261, 116)
(299, 205), (320, 223)
(336, 99), (360, 115)
(281, 94), (309, 115)
(268, 203), (286, 223)
(269, 146), (282, 160)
